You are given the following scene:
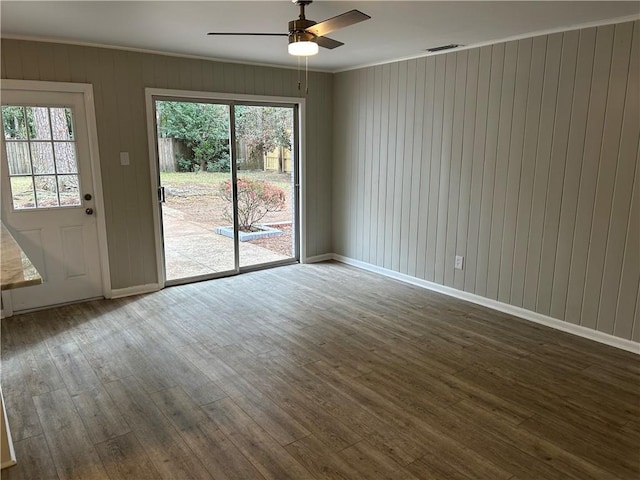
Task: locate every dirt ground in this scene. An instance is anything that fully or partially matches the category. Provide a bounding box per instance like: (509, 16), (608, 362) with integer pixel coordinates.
(162, 172), (294, 257)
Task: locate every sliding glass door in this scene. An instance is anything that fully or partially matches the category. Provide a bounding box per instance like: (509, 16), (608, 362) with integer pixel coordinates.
(235, 104), (298, 269)
(152, 97), (299, 285)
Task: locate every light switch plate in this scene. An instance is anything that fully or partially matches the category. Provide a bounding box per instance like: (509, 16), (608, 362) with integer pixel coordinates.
(454, 255), (464, 270)
(120, 152), (130, 166)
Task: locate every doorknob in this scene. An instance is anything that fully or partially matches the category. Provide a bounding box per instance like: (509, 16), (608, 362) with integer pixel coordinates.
(85, 208), (94, 215)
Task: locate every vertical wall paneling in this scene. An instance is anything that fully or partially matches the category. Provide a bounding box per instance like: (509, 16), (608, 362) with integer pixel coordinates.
(391, 62), (407, 272)
(363, 68), (375, 264)
(20, 42), (41, 79)
(434, 54), (456, 284)
(2, 43), (23, 79)
(408, 59), (426, 278)
(598, 22), (639, 335)
(550, 28), (597, 319)
(475, 43), (505, 297)
(0, 48), (6, 80)
(415, 57), (436, 281)
(510, 36), (546, 307)
(96, 48), (128, 287)
(426, 55), (446, 282)
(613, 148), (639, 339)
(487, 41), (518, 300)
(68, 46), (88, 83)
(565, 25), (616, 324)
(537, 31), (580, 315)
(581, 23), (633, 330)
(36, 43), (56, 80)
(443, 52), (467, 286)
(612, 23), (639, 339)
(320, 73), (334, 254)
(384, 64), (399, 270)
(369, 66), (381, 266)
(350, 70), (361, 258)
(633, 288), (640, 343)
(114, 51), (141, 287)
(454, 49), (479, 291)
(52, 44), (71, 81)
(400, 59), (417, 274)
(523, 33), (563, 311)
(498, 38), (532, 303)
(333, 20), (640, 342)
(376, 65), (391, 267)
(331, 74), (345, 255)
(464, 46), (492, 294)
(355, 70), (366, 260)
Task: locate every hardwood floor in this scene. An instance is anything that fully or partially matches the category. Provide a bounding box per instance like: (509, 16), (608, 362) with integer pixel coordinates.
(1, 262), (638, 480)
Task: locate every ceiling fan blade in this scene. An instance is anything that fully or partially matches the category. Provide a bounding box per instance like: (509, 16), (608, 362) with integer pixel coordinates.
(305, 10), (370, 38)
(313, 36), (344, 50)
(207, 32), (288, 36)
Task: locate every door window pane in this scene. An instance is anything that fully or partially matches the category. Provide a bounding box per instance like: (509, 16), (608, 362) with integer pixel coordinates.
(54, 142), (78, 173)
(35, 176), (59, 207)
(31, 143), (55, 174)
(27, 107), (52, 140)
(50, 108), (74, 140)
(57, 175), (81, 206)
(10, 177), (35, 209)
(2, 106), (27, 139)
(5, 142), (32, 175)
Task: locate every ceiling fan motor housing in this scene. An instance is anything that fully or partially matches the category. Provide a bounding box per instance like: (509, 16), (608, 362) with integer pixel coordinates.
(289, 18), (315, 33)
(288, 18), (316, 43)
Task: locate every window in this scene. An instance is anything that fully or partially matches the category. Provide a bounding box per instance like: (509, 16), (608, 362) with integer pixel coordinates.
(2, 105), (81, 209)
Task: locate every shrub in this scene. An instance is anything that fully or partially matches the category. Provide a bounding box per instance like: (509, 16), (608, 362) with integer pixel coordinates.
(218, 178), (285, 231)
(176, 153), (194, 172)
(206, 152), (230, 173)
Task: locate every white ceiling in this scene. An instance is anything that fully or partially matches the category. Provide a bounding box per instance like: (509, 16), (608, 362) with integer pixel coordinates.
(1, 1), (638, 72)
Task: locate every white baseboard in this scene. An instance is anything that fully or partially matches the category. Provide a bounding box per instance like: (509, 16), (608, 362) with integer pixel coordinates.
(332, 254), (640, 355)
(0, 292), (12, 319)
(0, 389), (16, 471)
(108, 283), (161, 299)
(304, 253), (334, 264)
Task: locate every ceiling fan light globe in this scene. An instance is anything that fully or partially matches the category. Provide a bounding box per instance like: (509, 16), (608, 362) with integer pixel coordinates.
(288, 40), (319, 56)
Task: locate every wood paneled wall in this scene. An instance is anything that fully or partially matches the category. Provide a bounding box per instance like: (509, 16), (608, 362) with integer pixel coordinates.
(1, 39), (334, 289)
(333, 21), (639, 341)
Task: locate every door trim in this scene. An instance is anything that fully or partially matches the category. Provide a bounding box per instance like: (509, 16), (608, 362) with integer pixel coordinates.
(144, 88), (306, 289)
(1, 80), (112, 298)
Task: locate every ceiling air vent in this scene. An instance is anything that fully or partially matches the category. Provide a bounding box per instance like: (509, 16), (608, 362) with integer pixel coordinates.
(426, 44), (463, 53)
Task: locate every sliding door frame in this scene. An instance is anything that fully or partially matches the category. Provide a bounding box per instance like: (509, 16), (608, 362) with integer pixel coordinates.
(144, 88), (305, 289)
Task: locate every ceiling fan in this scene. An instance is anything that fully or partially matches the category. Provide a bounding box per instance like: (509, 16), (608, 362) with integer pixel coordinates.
(207, 0), (371, 56)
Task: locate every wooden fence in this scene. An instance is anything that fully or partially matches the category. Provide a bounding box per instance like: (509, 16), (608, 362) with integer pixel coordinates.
(158, 138), (291, 173)
(5, 143), (31, 174)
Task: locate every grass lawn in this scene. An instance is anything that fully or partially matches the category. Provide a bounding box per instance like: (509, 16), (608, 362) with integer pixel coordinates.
(160, 171), (292, 191)
(159, 170), (294, 230)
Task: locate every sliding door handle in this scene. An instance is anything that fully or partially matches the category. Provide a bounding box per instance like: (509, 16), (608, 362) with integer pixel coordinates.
(158, 186), (166, 203)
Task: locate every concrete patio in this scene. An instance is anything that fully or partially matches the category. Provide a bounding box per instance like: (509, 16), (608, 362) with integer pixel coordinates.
(162, 205), (289, 280)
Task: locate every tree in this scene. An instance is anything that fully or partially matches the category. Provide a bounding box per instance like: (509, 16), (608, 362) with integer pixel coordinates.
(218, 178), (285, 231)
(235, 106), (292, 172)
(156, 102), (230, 172)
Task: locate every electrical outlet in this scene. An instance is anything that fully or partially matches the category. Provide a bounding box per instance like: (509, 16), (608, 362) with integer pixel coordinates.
(454, 255), (464, 270)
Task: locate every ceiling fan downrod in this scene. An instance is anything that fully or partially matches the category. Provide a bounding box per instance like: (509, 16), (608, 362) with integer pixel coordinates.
(289, 0), (316, 43)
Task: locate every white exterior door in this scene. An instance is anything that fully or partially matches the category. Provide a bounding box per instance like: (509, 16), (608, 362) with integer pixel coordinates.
(1, 87), (104, 311)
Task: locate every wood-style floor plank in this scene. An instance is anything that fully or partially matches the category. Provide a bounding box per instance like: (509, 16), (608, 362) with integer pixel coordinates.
(94, 433), (161, 480)
(1, 262), (638, 480)
(203, 397), (314, 480)
(1, 435), (57, 480)
(32, 389), (109, 480)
